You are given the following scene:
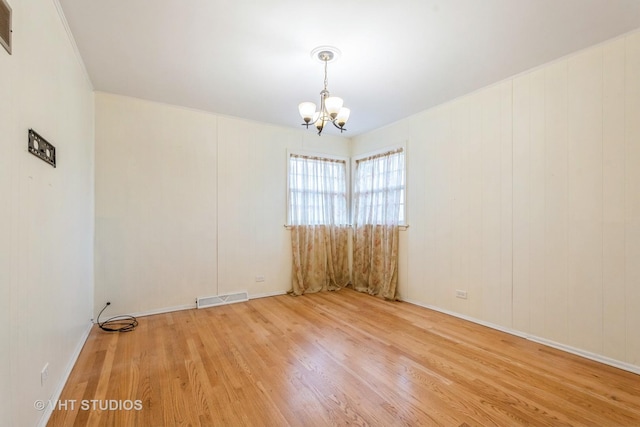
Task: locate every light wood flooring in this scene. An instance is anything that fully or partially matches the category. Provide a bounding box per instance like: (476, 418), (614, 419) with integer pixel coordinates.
(49, 288), (640, 426)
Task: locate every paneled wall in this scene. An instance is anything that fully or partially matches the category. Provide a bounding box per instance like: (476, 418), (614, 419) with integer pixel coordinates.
(95, 95), (219, 315)
(95, 93), (350, 317)
(352, 32), (640, 369)
(0, 0), (95, 425)
(512, 34), (640, 365)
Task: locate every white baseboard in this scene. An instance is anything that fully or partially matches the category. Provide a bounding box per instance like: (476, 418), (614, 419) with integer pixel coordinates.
(101, 291), (289, 320)
(525, 335), (640, 375)
(97, 303), (196, 321)
(249, 290), (287, 300)
(403, 298), (640, 376)
(128, 303), (196, 319)
(37, 320), (93, 427)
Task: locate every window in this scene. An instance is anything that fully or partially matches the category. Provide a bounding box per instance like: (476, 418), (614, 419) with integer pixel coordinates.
(288, 153), (348, 225)
(353, 147), (406, 225)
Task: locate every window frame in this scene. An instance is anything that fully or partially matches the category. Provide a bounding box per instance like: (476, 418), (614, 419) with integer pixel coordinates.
(286, 150), (351, 227)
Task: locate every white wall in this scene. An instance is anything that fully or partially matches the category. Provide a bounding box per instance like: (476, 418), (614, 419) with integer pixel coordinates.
(352, 31), (640, 370)
(95, 93), (350, 316)
(0, 0), (95, 425)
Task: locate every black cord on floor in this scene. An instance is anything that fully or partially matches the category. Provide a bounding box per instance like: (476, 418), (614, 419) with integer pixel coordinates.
(96, 302), (138, 332)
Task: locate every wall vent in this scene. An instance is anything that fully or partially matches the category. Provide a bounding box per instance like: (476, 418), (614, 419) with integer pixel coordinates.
(0, 0), (11, 55)
(196, 291), (248, 309)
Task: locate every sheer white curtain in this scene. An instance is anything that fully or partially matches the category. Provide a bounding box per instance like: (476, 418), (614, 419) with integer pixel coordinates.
(352, 148), (405, 299)
(289, 154), (348, 226)
(288, 154), (350, 295)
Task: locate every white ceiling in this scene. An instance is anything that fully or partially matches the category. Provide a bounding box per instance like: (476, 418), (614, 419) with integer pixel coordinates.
(58, 0), (640, 136)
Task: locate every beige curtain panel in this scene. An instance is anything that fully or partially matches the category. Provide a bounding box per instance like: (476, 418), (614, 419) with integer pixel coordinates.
(290, 225), (350, 295)
(352, 224), (399, 300)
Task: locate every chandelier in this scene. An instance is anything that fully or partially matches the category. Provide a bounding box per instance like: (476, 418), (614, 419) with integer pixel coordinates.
(298, 47), (350, 136)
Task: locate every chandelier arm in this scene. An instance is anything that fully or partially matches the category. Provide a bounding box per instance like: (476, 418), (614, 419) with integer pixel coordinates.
(316, 108), (325, 136)
(317, 108), (325, 135)
(330, 120), (346, 132)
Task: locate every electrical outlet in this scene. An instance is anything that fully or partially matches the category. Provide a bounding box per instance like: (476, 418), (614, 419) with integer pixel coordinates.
(455, 290), (468, 299)
(41, 363), (49, 386)
(255, 275), (265, 282)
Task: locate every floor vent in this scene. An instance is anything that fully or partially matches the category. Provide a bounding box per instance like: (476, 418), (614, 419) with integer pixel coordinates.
(197, 291), (248, 309)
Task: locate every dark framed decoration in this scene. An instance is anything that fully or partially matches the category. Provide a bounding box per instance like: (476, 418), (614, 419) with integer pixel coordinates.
(0, 0), (11, 55)
(28, 129), (56, 168)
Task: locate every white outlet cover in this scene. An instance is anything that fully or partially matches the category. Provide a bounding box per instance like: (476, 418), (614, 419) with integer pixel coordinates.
(455, 290), (468, 299)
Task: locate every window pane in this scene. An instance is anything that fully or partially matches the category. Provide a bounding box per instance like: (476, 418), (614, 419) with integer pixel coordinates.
(288, 154), (348, 226)
(353, 149), (405, 225)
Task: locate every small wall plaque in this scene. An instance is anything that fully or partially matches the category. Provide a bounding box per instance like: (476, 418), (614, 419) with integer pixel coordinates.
(28, 129), (56, 168)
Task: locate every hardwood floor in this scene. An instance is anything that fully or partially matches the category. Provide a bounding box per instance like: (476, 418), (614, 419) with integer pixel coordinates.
(49, 288), (640, 426)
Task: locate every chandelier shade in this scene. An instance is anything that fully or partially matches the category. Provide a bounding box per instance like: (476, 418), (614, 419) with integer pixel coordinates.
(324, 97), (343, 118)
(335, 108), (350, 127)
(299, 47), (350, 136)
(298, 102), (317, 124)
